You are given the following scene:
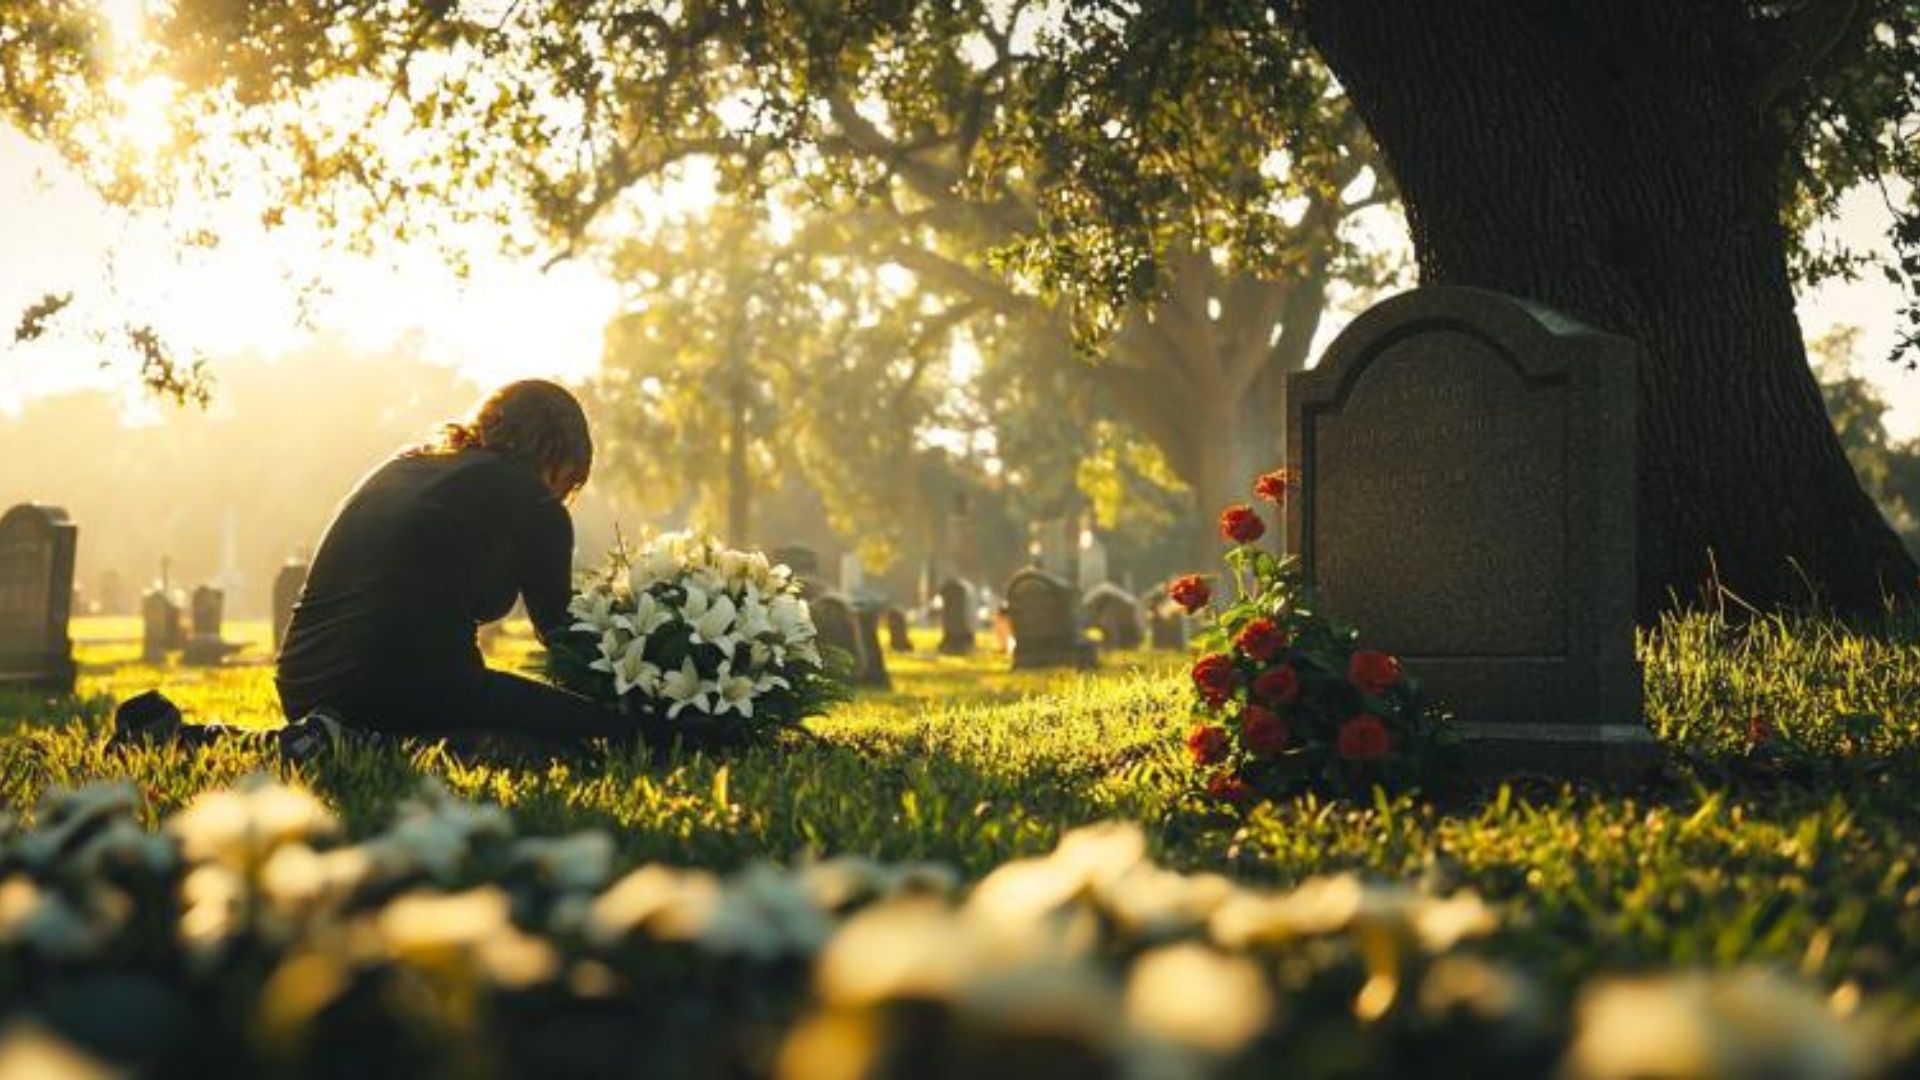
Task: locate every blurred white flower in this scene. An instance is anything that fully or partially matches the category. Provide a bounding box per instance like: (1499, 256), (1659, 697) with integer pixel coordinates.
(363, 784), (513, 882)
(702, 863), (836, 961)
(769, 595), (814, 645)
(0, 876), (99, 960)
(1564, 968), (1879, 1080)
(169, 777), (337, 869)
(17, 782), (140, 869)
(378, 887), (558, 988)
(68, 816), (177, 879)
(970, 822), (1149, 925)
(259, 844), (372, 913)
(587, 864), (722, 946)
(0, 1020), (120, 1080)
(1124, 942), (1273, 1056)
(511, 831), (616, 893)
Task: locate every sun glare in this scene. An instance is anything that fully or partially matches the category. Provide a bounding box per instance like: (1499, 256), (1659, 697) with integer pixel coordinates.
(113, 75), (178, 158)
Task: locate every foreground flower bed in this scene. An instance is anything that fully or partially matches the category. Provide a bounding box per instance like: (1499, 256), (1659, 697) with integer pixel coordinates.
(0, 777), (1893, 1078)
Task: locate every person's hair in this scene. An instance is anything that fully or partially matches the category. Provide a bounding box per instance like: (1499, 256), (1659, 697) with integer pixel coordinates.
(420, 380), (593, 498)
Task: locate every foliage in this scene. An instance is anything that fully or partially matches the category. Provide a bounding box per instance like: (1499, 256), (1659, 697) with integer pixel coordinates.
(1814, 325), (1920, 551)
(542, 532), (842, 748)
(2, 774), (1888, 1078)
(1175, 478), (1452, 801)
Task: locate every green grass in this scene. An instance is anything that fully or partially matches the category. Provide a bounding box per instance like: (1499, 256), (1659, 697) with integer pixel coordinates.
(7, 612), (1920, 1050)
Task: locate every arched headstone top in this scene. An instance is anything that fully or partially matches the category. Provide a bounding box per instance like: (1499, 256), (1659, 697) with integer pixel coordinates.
(1298, 287), (1634, 414)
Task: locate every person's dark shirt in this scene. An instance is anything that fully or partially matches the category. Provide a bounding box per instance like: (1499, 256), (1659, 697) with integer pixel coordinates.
(276, 447), (573, 702)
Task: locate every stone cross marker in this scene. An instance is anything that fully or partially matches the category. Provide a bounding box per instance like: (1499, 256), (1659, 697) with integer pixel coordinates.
(1082, 583), (1144, 651)
(272, 559), (310, 655)
(936, 578), (976, 656)
(1005, 568), (1096, 670)
(0, 504), (78, 693)
(1287, 286), (1646, 773)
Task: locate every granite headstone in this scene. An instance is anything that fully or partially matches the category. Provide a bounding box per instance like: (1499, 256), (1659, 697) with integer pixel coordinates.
(0, 504), (78, 692)
(936, 578), (976, 656)
(1287, 286), (1646, 774)
(1082, 583), (1144, 651)
(1005, 568), (1096, 670)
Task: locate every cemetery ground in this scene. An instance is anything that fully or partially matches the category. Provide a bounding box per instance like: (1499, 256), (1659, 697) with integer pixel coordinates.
(4, 611), (1920, 1074)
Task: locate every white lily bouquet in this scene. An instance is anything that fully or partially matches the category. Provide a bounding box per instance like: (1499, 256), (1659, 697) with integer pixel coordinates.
(543, 531), (846, 746)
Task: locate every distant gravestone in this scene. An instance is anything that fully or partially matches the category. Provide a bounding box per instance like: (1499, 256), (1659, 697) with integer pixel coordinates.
(1287, 286), (1646, 774)
(1082, 583), (1144, 651)
(141, 589), (183, 664)
(271, 559), (309, 655)
(936, 578), (976, 656)
(1005, 568), (1096, 670)
(771, 545), (821, 579)
(0, 505), (78, 692)
(1143, 587), (1189, 652)
(183, 585), (242, 666)
(882, 607), (912, 653)
(849, 596), (893, 690)
(812, 591), (888, 689)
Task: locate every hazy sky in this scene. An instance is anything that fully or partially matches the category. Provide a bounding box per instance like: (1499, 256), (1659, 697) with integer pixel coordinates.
(1, 123), (1914, 435)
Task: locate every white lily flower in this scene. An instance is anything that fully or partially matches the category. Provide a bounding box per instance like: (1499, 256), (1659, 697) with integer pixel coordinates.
(752, 670), (790, 695)
(567, 586), (617, 633)
(789, 640), (823, 668)
(619, 590), (675, 639)
(608, 639), (664, 696)
(769, 595), (814, 645)
(586, 628), (631, 673)
(713, 663), (758, 718)
(735, 595), (774, 641)
(685, 591), (739, 651)
(660, 658), (714, 718)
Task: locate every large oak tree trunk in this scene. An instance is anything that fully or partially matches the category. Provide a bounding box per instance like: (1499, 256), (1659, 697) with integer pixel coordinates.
(1301, 0), (1918, 619)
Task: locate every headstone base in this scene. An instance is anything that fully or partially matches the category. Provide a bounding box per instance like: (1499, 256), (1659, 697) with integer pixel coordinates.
(182, 638), (243, 667)
(0, 657), (76, 694)
(1454, 721), (1663, 782)
(1011, 641), (1098, 671)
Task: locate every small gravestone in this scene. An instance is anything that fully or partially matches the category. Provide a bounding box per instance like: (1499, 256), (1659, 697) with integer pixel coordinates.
(183, 585), (243, 666)
(1288, 286), (1646, 775)
(0, 505), (78, 692)
(1082, 583), (1144, 651)
(271, 559), (309, 655)
(1143, 587), (1189, 651)
(771, 545), (821, 579)
(1005, 568), (1096, 670)
(936, 578), (976, 656)
(882, 607), (912, 653)
(812, 591), (888, 689)
(848, 593), (893, 690)
(141, 588), (183, 664)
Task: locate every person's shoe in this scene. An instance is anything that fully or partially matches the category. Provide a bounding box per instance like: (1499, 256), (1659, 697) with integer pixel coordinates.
(107, 690), (183, 752)
(278, 707), (353, 766)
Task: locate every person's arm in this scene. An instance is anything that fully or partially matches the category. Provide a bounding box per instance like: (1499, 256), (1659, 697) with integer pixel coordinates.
(517, 496), (576, 645)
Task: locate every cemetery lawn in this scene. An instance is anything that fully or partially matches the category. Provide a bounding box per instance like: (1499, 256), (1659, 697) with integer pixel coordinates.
(8, 613), (1920, 1022)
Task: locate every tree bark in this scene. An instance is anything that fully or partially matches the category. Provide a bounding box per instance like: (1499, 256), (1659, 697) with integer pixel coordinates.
(1301, 0), (1919, 619)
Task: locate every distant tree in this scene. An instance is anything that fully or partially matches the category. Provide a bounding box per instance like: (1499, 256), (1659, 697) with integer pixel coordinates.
(1814, 326), (1920, 552)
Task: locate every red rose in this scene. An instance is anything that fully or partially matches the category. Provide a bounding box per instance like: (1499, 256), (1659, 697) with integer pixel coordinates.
(1186, 724), (1230, 765)
(1206, 772), (1252, 803)
(1347, 650), (1402, 695)
(1748, 712), (1774, 745)
(1191, 653), (1237, 706)
(1337, 713), (1392, 761)
(1168, 574), (1212, 613)
(1240, 704), (1289, 756)
(1234, 617), (1288, 662)
(1253, 468), (1297, 504)
(1218, 504), (1266, 545)
(1252, 664), (1300, 705)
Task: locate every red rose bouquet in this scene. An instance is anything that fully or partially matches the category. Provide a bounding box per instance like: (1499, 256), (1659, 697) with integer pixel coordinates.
(1178, 483), (1453, 803)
